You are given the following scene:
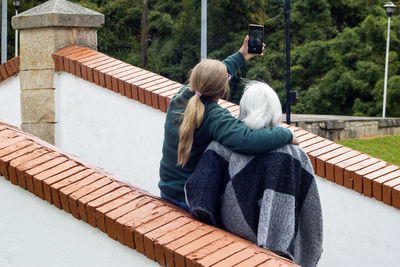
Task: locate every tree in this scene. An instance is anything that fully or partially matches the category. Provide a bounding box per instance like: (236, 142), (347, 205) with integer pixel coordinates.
(7, 0), (399, 117)
(141, 0), (149, 67)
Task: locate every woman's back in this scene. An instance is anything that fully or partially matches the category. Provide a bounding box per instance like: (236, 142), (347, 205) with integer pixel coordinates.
(159, 41), (294, 204)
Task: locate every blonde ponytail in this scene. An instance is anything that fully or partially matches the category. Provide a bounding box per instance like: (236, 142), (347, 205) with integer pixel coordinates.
(177, 95), (205, 166)
(177, 59), (230, 167)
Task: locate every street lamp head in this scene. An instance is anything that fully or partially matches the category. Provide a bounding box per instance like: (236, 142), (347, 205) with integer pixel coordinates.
(12, 0), (21, 11)
(384, 2), (396, 17)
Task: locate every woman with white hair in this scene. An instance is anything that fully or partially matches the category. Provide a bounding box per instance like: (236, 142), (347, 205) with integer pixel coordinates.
(185, 81), (323, 267)
(239, 81), (283, 130)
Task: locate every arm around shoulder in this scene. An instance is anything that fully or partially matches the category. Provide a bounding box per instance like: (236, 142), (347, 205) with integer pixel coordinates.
(207, 107), (293, 155)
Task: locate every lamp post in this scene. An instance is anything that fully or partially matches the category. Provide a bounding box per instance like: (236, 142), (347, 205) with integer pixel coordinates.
(283, 0), (297, 125)
(1, 0), (7, 63)
(382, 1), (396, 118)
(201, 0), (207, 60)
(13, 0), (21, 58)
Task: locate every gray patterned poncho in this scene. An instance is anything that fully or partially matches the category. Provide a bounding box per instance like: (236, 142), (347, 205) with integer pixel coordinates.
(185, 142), (323, 267)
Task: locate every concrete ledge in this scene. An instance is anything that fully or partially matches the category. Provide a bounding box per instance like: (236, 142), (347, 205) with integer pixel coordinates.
(291, 114), (400, 141)
(319, 121), (346, 130)
(379, 118), (400, 128)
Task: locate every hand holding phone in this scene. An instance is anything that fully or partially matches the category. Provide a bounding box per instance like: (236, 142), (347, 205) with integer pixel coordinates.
(248, 24), (264, 54)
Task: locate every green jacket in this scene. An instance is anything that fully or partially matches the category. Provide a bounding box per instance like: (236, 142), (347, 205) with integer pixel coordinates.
(159, 52), (293, 202)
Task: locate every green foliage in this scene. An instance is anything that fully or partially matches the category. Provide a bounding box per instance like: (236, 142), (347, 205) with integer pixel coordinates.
(97, 0), (143, 62)
(4, 0), (400, 117)
(291, 0), (337, 44)
(327, 0), (382, 30)
(290, 8), (400, 117)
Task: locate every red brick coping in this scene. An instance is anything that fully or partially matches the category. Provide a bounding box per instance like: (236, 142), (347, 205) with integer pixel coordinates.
(51, 46), (239, 115)
(51, 45), (400, 210)
(0, 57), (20, 81)
(0, 120), (297, 267)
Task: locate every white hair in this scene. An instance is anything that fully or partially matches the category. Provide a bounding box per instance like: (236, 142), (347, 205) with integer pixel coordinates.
(239, 81), (282, 129)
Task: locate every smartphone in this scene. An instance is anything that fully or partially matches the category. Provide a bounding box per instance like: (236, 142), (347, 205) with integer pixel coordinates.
(248, 24), (264, 54)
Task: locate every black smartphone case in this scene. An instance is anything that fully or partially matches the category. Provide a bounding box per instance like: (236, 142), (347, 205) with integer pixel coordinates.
(248, 24), (264, 54)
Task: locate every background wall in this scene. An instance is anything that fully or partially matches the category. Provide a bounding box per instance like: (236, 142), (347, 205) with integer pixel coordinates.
(54, 72), (165, 196)
(0, 76), (21, 127)
(0, 176), (160, 267)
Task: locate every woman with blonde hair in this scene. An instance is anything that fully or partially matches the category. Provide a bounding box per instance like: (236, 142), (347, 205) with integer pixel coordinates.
(159, 36), (297, 210)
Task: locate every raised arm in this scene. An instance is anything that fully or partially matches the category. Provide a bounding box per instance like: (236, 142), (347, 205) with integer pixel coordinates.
(222, 52), (245, 77)
(223, 35), (266, 75)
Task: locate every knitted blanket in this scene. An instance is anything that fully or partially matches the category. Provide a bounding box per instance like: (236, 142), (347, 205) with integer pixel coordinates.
(185, 141), (323, 267)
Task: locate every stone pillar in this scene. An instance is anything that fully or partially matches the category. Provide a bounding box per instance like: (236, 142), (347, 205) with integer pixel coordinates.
(12, 0), (104, 144)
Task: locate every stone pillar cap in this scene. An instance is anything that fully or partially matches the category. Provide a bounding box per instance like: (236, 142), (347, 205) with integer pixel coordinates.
(12, 0), (104, 30)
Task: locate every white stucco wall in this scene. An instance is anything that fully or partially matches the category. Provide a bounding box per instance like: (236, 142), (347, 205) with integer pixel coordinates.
(316, 177), (400, 267)
(0, 75), (21, 127)
(0, 176), (160, 267)
(54, 73), (164, 196)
